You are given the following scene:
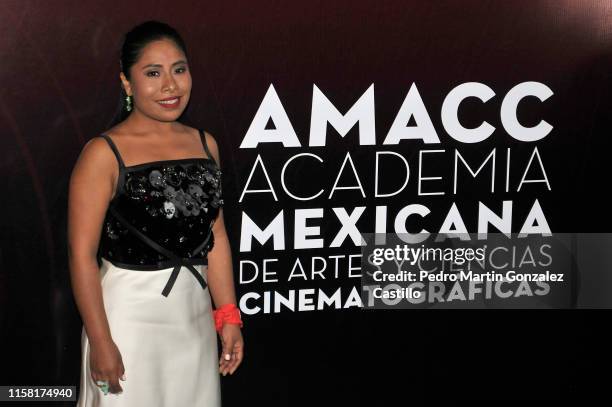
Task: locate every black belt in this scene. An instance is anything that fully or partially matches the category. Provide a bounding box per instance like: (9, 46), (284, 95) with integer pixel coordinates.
(109, 207), (213, 297)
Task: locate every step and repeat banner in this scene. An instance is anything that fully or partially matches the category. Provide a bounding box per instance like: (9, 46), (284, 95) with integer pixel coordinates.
(2, 1), (612, 405)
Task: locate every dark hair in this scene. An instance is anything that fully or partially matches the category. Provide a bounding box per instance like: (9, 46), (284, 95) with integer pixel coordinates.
(108, 20), (189, 127)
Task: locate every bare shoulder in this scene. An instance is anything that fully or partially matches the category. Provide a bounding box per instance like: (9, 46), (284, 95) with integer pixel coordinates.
(79, 136), (116, 165)
(71, 136), (117, 180)
(203, 130), (221, 165)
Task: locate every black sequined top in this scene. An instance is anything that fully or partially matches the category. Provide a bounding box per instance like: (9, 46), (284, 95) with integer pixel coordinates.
(96, 131), (224, 296)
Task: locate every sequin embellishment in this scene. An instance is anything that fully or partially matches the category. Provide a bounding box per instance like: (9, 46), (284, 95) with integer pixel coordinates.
(99, 159), (223, 267)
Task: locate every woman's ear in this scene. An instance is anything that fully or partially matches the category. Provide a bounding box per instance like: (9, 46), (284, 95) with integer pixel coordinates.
(119, 72), (132, 96)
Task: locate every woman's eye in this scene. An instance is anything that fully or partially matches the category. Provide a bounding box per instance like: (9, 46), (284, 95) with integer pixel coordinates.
(145, 67), (187, 77)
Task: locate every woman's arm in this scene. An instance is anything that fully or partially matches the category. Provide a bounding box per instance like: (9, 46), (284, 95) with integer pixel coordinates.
(206, 208), (237, 307)
(204, 132), (237, 308)
(67, 137), (125, 391)
(202, 132), (244, 376)
(68, 137), (116, 345)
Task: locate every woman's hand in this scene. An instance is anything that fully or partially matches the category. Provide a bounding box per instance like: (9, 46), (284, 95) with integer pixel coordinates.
(219, 324), (244, 376)
(89, 339), (126, 394)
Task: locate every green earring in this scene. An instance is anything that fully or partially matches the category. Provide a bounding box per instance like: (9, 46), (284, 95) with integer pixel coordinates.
(125, 95), (133, 112)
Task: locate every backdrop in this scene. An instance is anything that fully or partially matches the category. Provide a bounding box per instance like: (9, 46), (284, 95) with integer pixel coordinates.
(2, 1), (612, 405)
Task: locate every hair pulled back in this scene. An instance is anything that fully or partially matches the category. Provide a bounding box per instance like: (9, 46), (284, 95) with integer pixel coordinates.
(108, 21), (189, 127)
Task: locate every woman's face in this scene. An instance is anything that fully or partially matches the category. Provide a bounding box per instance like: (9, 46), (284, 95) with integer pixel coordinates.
(121, 38), (192, 122)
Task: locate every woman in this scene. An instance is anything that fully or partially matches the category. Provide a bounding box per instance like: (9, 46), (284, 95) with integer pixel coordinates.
(68, 21), (243, 406)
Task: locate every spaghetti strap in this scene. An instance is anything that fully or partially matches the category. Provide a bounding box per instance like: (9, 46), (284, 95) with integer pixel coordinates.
(199, 129), (217, 166)
(100, 133), (126, 169)
(100, 134), (126, 200)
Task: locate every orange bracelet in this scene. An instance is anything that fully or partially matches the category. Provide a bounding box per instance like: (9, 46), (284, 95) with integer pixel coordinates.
(213, 303), (243, 332)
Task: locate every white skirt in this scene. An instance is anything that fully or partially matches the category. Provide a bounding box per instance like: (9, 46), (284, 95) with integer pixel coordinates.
(77, 258), (221, 407)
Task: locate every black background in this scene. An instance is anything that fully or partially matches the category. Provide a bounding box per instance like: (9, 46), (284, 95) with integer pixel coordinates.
(1, 1), (611, 405)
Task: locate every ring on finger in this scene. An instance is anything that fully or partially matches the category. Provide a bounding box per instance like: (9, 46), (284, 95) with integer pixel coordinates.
(95, 380), (110, 395)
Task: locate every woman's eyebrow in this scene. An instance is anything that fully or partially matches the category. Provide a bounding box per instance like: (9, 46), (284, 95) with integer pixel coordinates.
(141, 60), (188, 70)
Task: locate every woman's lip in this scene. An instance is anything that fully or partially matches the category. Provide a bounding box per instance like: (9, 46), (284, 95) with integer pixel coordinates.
(157, 96), (181, 108)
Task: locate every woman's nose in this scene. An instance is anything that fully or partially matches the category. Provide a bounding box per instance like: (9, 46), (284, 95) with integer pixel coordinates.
(163, 74), (177, 92)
